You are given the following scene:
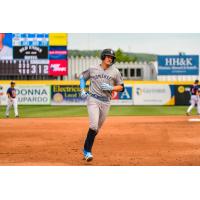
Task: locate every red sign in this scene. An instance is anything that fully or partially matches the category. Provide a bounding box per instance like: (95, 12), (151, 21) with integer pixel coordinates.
(48, 60), (68, 76)
(111, 91), (119, 100)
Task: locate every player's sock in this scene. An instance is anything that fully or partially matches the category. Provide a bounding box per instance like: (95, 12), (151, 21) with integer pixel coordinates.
(187, 105), (194, 113)
(84, 128), (97, 152)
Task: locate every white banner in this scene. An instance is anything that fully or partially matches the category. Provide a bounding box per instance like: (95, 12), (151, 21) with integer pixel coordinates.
(134, 84), (174, 105)
(0, 84), (50, 105)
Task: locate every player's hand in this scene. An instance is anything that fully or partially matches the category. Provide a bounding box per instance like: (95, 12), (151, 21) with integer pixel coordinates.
(80, 90), (88, 98)
(101, 83), (114, 91)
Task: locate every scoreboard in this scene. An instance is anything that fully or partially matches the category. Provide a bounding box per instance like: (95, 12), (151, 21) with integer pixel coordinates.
(0, 33), (68, 78)
(12, 33), (49, 46)
(0, 60), (48, 76)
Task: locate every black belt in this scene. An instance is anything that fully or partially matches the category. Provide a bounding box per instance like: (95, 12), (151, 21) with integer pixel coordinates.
(89, 93), (109, 102)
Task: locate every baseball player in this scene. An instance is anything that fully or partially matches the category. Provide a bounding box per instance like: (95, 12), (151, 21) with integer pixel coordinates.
(0, 84), (3, 106)
(6, 81), (19, 118)
(186, 79), (199, 116)
(79, 49), (124, 161)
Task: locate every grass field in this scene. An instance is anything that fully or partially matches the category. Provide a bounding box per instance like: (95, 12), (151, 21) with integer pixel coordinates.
(0, 105), (197, 118)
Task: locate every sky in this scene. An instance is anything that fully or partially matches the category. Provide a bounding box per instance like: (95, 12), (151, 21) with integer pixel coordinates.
(68, 33), (200, 55)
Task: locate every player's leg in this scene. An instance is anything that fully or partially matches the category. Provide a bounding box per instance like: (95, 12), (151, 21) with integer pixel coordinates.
(13, 99), (19, 117)
(197, 97), (200, 115)
(187, 96), (196, 114)
(97, 102), (111, 132)
(83, 97), (100, 161)
(5, 99), (12, 117)
(87, 97), (100, 132)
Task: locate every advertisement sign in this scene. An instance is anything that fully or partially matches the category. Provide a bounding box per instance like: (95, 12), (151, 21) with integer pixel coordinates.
(174, 85), (191, 105)
(49, 46), (67, 60)
(0, 60), (49, 75)
(0, 84), (50, 105)
(134, 84), (175, 105)
(158, 55), (199, 75)
(0, 33), (13, 60)
(49, 33), (68, 46)
(12, 33), (48, 46)
(51, 85), (133, 105)
(13, 46), (48, 59)
(48, 60), (68, 76)
(51, 85), (89, 105)
(111, 85), (133, 105)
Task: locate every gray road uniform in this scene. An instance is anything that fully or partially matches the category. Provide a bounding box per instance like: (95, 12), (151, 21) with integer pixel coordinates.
(82, 64), (124, 132)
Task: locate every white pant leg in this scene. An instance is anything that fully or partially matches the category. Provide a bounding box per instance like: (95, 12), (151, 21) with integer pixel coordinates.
(6, 99), (13, 116)
(197, 96), (200, 114)
(187, 95), (197, 113)
(13, 98), (18, 116)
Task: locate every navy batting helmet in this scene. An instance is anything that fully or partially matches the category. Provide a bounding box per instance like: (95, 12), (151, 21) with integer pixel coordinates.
(100, 49), (116, 64)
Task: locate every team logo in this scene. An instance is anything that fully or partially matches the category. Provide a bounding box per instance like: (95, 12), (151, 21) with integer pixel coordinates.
(53, 93), (64, 103)
(178, 86), (185, 93)
(136, 88), (142, 95)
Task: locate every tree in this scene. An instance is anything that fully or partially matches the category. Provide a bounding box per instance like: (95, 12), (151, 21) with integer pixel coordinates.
(115, 48), (137, 63)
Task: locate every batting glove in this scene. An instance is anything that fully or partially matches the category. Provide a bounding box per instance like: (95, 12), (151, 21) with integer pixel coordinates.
(80, 90), (88, 98)
(101, 83), (114, 91)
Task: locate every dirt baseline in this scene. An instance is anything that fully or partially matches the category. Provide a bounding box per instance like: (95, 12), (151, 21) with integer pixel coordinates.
(0, 116), (200, 166)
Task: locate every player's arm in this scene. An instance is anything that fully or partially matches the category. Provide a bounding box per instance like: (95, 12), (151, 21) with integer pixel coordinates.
(101, 69), (124, 92)
(101, 83), (124, 92)
(112, 84), (124, 92)
(79, 69), (90, 98)
(7, 89), (11, 99)
(80, 75), (87, 91)
(7, 93), (12, 100)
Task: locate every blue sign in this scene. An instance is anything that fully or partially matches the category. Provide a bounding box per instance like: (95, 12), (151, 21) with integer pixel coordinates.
(12, 33), (49, 46)
(119, 86), (132, 100)
(158, 55), (199, 75)
(49, 46), (67, 60)
(3, 33), (12, 48)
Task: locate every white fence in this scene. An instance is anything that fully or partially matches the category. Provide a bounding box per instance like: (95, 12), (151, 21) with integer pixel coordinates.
(66, 56), (156, 80)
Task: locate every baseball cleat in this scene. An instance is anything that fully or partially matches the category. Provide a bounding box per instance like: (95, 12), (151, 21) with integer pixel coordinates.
(83, 149), (93, 162)
(186, 112), (190, 116)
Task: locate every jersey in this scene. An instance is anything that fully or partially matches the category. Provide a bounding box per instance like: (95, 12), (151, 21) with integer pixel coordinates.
(7, 87), (17, 98)
(190, 85), (199, 95)
(81, 64), (123, 101)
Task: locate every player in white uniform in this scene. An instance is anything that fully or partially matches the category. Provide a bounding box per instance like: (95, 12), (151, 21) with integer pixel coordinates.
(186, 80), (200, 116)
(6, 81), (19, 118)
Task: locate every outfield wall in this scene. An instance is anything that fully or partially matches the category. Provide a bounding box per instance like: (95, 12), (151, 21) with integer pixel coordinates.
(0, 81), (193, 106)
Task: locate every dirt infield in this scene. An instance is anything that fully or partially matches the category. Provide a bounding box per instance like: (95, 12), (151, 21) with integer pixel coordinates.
(0, 116), (200, 166)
